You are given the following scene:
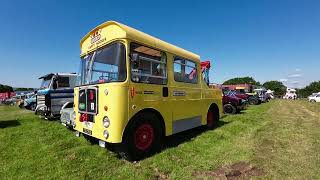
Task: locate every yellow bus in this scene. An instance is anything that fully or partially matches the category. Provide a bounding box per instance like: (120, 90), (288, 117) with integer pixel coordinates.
(74, 21), (222, 160)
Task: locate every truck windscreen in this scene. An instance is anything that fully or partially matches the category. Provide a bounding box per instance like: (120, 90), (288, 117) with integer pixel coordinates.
(78, 42), (126, 85)
(40, 79), (51, 89)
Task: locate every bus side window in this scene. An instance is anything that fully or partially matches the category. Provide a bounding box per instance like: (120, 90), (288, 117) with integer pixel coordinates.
(130, 43), (167, 85)
(174, 57), (198, 84)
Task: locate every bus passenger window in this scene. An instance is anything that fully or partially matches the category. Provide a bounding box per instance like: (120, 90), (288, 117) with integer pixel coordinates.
(174, 57), (198, 84)
(130, 43), (167, 85)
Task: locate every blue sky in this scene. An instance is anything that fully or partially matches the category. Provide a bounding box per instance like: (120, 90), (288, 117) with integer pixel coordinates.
(0, 0), (319, 88)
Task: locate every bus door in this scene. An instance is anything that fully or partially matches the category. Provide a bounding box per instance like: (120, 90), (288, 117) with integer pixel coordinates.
(129, 43), (170, 123)
(171, 57), (202, 134)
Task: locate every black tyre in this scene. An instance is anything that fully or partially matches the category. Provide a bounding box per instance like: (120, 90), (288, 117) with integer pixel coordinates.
(83, 134), (98, 144)
(310, 99), (316, 103)
(224, 104), (236, 114)
(30, 103), (36, 111)
(120, 112), (163, 161)
(207, 107), (219, 129)
(248, 97), (259, 105)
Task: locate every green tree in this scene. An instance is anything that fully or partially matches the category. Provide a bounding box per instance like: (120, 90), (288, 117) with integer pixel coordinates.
(223, 76), (260, 86)
(262, 81), (287, 96)
(15, 87), (34, 91)
(0, 84), (14, 93)
(297, 81), (320, 98)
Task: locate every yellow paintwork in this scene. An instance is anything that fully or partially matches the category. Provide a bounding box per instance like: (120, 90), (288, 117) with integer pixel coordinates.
(75, 21), (223, 143)
(80, 21), (199, 61)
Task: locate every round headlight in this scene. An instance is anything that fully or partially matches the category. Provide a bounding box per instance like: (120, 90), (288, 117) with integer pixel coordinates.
(103, 130), (109, 139)
(103, 116), (110, 128)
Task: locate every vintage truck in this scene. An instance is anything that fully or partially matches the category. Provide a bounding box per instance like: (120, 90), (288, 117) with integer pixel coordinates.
(253, 88), (268, 103)
(283, 88), (297, 100)
(35, 73), (77, 119)
(235, 87), (261, 105)
(74, 21), (223, 160)
(223, 91), (247, 114)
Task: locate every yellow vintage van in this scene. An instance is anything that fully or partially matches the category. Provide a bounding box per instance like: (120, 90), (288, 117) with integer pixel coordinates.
(74, 21), (222, 160)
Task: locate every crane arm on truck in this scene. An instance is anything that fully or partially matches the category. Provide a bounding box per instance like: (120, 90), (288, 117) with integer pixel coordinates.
(201, 61), (211, 85)
(188, 60), (211, 85)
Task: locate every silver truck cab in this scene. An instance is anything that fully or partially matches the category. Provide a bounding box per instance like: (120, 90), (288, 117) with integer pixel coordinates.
(35, 73), (77, 118)
(254, 88), (268, 103)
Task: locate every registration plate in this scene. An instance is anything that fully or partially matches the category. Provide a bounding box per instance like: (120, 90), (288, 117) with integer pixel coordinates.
(83, 128), (92, 135)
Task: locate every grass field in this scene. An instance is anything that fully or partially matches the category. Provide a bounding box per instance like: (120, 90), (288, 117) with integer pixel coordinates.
(0, 100), (319, 179)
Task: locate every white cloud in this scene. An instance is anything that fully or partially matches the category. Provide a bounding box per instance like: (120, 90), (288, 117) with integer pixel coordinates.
(279, 78), (288, 82)
(290, 81), (299, 84)
(288, 74), (302, 78)
(295, 68), (301, 72)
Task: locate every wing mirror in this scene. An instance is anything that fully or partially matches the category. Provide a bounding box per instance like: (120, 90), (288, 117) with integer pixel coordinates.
(130, 53), (139, 62)
(130, 53), (140, 69)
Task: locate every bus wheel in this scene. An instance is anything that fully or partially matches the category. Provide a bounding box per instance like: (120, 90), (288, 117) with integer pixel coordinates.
(207, 108), (218, 129)
(120, 112), (162, 161)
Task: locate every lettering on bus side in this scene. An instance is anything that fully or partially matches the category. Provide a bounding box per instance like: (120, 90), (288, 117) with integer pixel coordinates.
(173, 91), (186, 96)
(143, 91), (154, 95)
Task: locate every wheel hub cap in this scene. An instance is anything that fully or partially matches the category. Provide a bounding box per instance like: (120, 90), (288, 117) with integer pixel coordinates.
(134, 124), (154, 150)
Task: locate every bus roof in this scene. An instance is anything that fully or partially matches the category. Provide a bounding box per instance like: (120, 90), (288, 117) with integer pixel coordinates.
(80, 21), (200, 61)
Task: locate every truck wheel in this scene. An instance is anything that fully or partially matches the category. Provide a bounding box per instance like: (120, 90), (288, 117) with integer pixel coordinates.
(224, 104), (236, 114)
(310, 99), (316, 103)
(207, 108), (219, 129)
(248, 97), (258, 105)
(120, 112), (162, 161)
(30, 103), (36, 111)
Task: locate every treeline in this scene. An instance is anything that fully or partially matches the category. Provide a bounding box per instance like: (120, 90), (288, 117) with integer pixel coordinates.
(223, 77), (286, 96)
(297, 81), (320, 98)
(222, 76), (261, 86)
(15, 87), (35, 91)
(223, 77), (320, 98)
(0, 84), (13, 93)
(0, 84), (35, 93)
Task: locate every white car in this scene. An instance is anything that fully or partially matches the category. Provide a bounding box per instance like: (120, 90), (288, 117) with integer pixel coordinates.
(60, 102), (75, 129)
(308, 93), (320, 102)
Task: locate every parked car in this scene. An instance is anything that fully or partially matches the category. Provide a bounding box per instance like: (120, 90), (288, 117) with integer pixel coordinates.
(308, 93), (320, 102)
(1, 98), (15, 105)
(225, 89), (249, 100)
(223, 92), (246, 114)
(23, 93), (37, 111)
(35, 73), (77, 119)
(15, 94), (27, 108)
(60, 102), (75, 129)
